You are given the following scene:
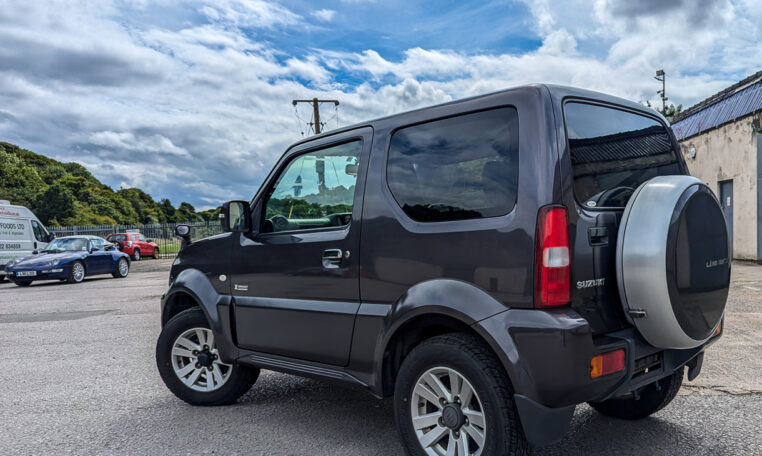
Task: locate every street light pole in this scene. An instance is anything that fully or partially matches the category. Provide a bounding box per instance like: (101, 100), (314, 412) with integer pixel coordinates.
(654, 70), (668, 113)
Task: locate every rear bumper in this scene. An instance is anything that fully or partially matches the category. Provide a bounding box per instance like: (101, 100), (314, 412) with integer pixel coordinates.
(475, 308), (719, 447)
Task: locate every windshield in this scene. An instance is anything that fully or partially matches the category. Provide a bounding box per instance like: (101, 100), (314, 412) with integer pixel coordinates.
(42, 238), (89, 252)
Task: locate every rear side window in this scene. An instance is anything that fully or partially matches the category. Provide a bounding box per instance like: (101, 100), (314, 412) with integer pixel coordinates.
(564, 102), (681, 209)
(387, 108), (519, 222)
(108, 235), (126, 242)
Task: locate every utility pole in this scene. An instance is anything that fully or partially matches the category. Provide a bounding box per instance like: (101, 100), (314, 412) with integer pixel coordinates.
(654, 69), (668, 112)
(292, 97), (339, 134)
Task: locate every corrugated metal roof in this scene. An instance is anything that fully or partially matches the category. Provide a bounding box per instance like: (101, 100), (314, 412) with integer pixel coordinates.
(570, 126), (673, 165)
(671, 70), (762, 140)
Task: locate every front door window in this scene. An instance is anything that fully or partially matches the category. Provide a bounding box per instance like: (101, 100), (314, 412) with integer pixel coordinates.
(263, 141), (362, 233)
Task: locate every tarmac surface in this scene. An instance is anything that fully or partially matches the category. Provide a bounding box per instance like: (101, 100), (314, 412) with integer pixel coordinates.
(0, 259), (760, 455)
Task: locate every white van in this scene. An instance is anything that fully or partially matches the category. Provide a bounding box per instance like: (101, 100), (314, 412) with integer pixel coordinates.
(0, 200), (54, 281)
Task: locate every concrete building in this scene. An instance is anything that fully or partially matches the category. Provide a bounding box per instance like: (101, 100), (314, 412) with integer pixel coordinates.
(672, 71), (762, 261)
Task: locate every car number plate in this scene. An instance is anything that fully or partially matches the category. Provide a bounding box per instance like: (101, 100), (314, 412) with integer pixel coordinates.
(16, 271), (37, 277)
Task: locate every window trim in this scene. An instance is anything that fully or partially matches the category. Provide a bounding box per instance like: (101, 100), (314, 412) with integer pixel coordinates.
(257, 136), (366, 237)
(561, 97), (686, 212)
(383, 105), (520, 225)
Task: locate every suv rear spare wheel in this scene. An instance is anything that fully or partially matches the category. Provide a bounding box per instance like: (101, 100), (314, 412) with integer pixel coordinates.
(617, 175), (729, 349)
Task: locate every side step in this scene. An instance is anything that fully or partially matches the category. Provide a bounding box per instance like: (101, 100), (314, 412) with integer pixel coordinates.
(238, 352), (368, 388)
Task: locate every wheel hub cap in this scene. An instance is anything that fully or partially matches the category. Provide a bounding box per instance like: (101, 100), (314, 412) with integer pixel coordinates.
(197, 351), (213, 367)
(442, 403), (465, 430)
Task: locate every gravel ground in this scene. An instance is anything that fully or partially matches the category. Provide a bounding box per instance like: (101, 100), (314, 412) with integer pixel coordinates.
(0, 260), (760, 455)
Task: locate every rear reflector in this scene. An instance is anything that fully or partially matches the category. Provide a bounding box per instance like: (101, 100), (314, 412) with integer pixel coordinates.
(534, 206), (571, 307)
(590, 349), (626, 379)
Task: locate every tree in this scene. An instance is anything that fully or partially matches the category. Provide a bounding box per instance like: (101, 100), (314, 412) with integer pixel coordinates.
(660, 103), (683, 121)
(35, 183), (76, 225)
(159, 198), (177, 223)
(0, 142), (210, 225)
(177, 202), (203, 222)
(643, 101), (683, 123)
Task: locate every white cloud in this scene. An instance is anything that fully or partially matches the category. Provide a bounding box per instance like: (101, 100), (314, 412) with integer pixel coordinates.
(0, 0), (759, 209)
(311, 9), (336, 22)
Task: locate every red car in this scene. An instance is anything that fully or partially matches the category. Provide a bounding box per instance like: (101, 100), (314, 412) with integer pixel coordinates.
(106, 232), (159, 261)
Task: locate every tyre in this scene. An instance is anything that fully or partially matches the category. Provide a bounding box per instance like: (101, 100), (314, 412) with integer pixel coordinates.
(394, 333), (528, 456)
(156, 308), (259, 405)
(14, 280), (32, 287)
(153, 247), (159, 259)
(589, 367), (683, 420)
(0, 275), (6, 283)
(132, 248), (141, 261)
(112, 257), (129, 278)
(67, 261), (85, 284)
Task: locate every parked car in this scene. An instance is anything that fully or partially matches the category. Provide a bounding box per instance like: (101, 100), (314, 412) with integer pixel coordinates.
(5, 235), (130, 286)
(106, 231), (159, 261)
(0, 200), (55, 282)
(155, 85), (729, 456)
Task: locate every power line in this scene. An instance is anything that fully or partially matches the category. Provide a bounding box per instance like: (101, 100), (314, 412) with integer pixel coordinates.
(292, 97), (339, 135)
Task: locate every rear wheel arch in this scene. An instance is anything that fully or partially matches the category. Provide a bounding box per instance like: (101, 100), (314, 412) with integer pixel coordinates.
(380, 313), (511, 398)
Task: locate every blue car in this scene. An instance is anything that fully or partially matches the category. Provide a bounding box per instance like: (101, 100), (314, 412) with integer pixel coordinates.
(5, 235), (130, 286)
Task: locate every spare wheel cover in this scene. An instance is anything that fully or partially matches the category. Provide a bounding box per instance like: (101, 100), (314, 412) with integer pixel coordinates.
(616, 175), (729, 349)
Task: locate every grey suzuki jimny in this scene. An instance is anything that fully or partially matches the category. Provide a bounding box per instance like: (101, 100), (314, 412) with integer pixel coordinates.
(156, 84), (729, 455)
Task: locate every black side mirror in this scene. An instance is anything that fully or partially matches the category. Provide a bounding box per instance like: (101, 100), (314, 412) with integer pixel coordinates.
(47, 232), (56, 242)
(175, 224), (192, 250)
(221, 201), (251, 233)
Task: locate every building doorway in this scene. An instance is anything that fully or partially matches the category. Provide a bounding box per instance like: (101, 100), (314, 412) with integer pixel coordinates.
(719, 180), (734, 257)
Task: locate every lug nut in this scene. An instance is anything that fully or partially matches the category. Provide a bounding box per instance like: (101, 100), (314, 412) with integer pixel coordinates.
(195, 363), (200, 368)
(203, 345), (209, 350)
(192, 350), (198, 355)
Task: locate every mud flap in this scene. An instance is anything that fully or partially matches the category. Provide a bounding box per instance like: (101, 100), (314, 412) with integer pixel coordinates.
(514, 394), (575, 447)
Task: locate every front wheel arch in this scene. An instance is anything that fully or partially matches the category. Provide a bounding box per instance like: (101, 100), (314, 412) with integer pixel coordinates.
(162, 291), (202, 326)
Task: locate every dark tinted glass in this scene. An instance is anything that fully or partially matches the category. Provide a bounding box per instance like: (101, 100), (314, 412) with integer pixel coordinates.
(108, 235), (126, 241)
(387, 108), (519, 222)
(564, 102), (680, 208)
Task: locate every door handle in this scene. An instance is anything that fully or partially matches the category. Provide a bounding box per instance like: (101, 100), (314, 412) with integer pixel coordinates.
(322, 249), (343, 262)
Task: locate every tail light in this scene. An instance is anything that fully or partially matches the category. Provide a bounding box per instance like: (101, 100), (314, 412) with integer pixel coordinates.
(590, 349), (626, 378)
(534, 205), (571, 308)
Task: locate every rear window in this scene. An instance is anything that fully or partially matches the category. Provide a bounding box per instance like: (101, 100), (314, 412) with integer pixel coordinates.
(108, 235), (126, 241)
(387, 108), (519, 222)
(564, 102), (681, 209)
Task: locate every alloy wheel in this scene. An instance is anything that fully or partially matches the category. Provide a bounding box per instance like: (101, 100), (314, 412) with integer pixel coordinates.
(170, 327), (232, 392)
(118, 258), (129, 276)
(411, 366), (486, 456)
(72, 262), (85, 282)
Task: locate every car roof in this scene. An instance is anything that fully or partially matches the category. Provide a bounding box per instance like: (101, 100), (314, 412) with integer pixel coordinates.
(57, 235), (104, 240)
(285, 83), (665, 150)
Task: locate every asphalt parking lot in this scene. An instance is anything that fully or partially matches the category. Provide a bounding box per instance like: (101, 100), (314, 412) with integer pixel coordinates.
(1, 260), (761, 455)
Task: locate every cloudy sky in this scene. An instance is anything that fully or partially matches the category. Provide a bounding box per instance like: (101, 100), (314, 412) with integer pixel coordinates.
(1, 0), (760, 209)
